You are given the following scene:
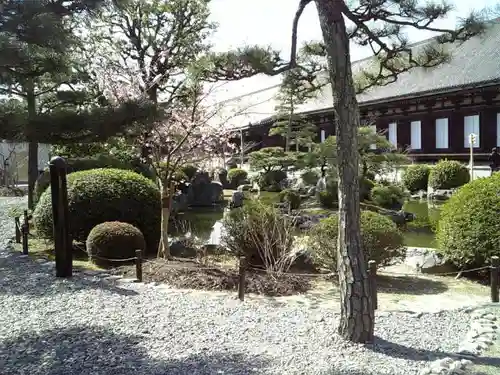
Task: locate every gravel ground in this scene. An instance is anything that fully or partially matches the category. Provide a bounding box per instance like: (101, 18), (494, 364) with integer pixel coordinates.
(0, 197), (27, 248)
(0, 197), (472, 375)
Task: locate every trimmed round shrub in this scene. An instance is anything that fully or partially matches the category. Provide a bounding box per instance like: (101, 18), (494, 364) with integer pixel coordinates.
(428, 160), (469, 190)
(278, 189), (301, 210)
(402, 164), (431, 193)
(436, 173), (500, 268)
(227, 168), (248, 188)
(34, 168), (161, 252)
(257, 170), (288, 192)
(86, 221), (146, 263)
(370, 184), (406, 210)
(309, 210), (405, 271)
(300, 170), (319, 186)
(34, 155), (154, 205)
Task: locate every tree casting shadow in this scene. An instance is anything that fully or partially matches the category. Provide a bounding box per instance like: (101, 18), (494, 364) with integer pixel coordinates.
(0, 326), (270, 375)
(376, 274), (448, 295)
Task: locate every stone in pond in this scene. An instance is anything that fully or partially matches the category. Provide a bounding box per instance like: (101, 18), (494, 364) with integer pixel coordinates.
(230, 190), (244, 209)
(187, 172), (223, 207)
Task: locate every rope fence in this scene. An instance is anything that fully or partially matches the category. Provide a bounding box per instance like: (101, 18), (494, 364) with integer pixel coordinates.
(11, 216), (500, 304)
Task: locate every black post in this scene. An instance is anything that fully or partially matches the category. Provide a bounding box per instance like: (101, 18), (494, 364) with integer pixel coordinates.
(238, 256), (246, 301)
(49, 156), (72, 278)
(368, 260), (378, 310)
(135, 249), (143, 282)
(491, 256), (499, 303)
(23, 210), (29, 233)
(14, 217), (21, 243)
(21, 222), (28, 255)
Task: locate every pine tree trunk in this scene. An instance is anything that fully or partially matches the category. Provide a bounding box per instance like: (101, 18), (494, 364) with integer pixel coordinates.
(26, 78), (38, 210)
(157, 180), (173, 259)
(315, 0), (374, 343)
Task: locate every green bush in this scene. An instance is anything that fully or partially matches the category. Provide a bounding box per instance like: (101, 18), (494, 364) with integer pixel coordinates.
(428, 160), (469, 190)
(34, 155), (154, 205)
(309, 210), (405, 271)
(359, 177), (376, 201)
(436, 173), (500, 268)
(221, 201), (294, 270)
(278, 189), (301, 210)
(86, 221), (146, 264)
(402, 164), (431, 193)
(34, 168), (161, 252)
(227, 168), (248, 188)
(370, 184), (407, 210)
(318, 181), (338, 209)
(300, 170), (319, 186)
(257, 170), (288, 192)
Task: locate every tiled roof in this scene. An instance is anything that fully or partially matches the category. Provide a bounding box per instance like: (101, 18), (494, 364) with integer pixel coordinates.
(213, 19), (500, 130)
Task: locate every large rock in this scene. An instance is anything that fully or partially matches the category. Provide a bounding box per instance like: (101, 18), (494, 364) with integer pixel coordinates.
(186, 172), (224, 207)
(404, 247), (455, 274)
(230, 190), (244, 209)
(429, 189), (454, 201)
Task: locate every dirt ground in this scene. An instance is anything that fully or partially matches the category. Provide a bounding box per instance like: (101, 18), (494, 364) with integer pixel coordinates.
(113, 257), (491, 313)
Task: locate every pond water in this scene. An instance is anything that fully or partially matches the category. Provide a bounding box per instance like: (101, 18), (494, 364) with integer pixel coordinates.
(402, 200), (441, 248)
(170, 199), (442, 249)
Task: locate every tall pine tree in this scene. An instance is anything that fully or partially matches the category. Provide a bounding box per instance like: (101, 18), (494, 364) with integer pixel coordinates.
(0, 0), (155, 208)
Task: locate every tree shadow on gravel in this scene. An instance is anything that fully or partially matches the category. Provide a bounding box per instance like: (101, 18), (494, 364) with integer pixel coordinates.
(0, 326), (270, 375)
(368, 336), (500, 369)
(376, 275), (448, 295)
(0, 253), (138, 297)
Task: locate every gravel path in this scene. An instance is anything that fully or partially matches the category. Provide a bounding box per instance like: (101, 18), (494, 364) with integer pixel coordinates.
(0, 197), (472, 375)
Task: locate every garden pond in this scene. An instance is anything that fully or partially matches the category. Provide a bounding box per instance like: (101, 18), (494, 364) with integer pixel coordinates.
(170, 192), (443, 249)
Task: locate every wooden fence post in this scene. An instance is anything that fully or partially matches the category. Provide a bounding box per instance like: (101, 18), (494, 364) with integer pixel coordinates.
(21, 222), (28, 255)
(14, 217), (21, 243)
(49, 156), (72, 278)
(368, 260), (378, 310)
(238, 256), (246, 301)
(491, 256), (499, 303)
(135, 249), (143, 282)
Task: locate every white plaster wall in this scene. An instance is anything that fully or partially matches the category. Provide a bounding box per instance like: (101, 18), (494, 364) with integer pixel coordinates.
(0, 141), (51, 184)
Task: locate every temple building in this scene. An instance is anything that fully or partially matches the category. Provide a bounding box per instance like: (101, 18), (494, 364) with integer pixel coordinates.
(230, 19), (500, 164)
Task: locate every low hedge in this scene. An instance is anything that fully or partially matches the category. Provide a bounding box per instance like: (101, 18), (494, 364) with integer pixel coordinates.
(370, 184), (406, 210)
(402, 164), (431, 193)
(278, 189), (301, 210)
(227, 168), (248, 188)
(34, 155), (154, 205)
(428, 160), (469, 190)
(33, 168), (161, 252)
(437, 172), (500, 269)
(309, 210), (405, 271)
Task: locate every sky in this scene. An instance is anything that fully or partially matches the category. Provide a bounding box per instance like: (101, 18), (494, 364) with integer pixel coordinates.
(206, 0), (499, 100)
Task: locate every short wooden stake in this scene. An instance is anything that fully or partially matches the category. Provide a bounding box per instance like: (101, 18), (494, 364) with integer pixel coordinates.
(135, 249), (143, 282)
(14, 217), (21, 243)
(238, 256), (246, 301)
(368, 260), (378, 310)
(491, 256), (499, 303)
(21, 223), (28, 255)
